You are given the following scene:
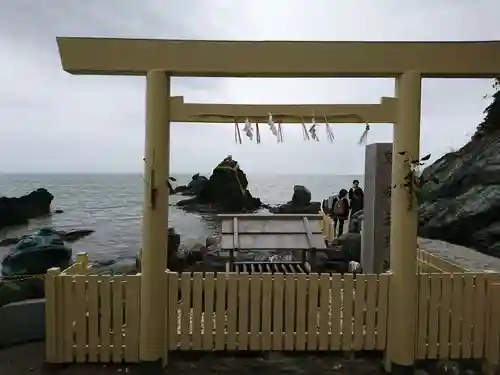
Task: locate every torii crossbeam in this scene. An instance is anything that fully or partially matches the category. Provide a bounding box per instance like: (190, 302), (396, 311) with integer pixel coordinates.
(168, 96), (396, 143)
(169, 95), (397, 123)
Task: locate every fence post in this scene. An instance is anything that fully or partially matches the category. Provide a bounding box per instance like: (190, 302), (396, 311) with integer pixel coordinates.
(45, 267), (61, 363)
(484, 283), (500, 375)
(75, 252), (89, 274)
(162, 271), (169, 367)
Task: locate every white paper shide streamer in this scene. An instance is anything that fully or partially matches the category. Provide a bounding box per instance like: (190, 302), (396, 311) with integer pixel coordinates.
(308, 115), (319, 141)
(226, 112), (369, 145)
(243, 118), (253, 140)
(324, 116), (334, 143)
(267, 112), (278, 137)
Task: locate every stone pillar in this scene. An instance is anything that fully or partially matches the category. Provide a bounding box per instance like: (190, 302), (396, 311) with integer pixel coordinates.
(361, 143), (392, 273)
(387, 71), (422, 372)
(140, 70), (170, 363)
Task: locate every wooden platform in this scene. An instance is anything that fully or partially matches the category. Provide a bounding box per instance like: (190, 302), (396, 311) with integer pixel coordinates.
(219, 214), (326, 273)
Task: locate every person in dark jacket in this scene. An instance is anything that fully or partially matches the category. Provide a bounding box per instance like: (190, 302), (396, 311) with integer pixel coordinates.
(348, 180), (364, 217)
(330, 189), (349, 237)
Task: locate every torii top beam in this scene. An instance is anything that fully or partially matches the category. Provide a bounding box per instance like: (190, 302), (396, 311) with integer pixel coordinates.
(169, 96), (396, 123)
(56, 38), (500, 78)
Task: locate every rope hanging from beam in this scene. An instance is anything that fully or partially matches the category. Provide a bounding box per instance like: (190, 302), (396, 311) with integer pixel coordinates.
(255, 121), (261, 143)
(191, 112), (371, 145)
(358, 123), (370, 145)
(234, 119), (242, 144)
(301, 116), (310, 141)
(277, 121), (284, 143)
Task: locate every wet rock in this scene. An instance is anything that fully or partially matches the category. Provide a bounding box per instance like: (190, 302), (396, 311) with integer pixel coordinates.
(269, 185), (320, 214)
(136, 227), (185, 271)
(348, 210), (364, 234)
(0, 277), (44, 307)
(292, 185), (311, 206)
(1, 228), (72, 278)
(332, 233), (361, 263)
(0, 229), (94, 247)
(0, 188), (53, 230)
(270, 202), (321, 214)
(172, 173), (209, 196)
(177, 157), (262, 213)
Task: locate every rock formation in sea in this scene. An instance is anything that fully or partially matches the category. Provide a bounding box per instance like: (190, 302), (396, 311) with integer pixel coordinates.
(0, 228), (94, 306)
(0, 229), (95, 247)
(269, 185), (321, 214)
(176, 157), (262, 213)
(136, 227), (209, 272)
(171, 173), (208, 196)
(0, 188), (54, 230)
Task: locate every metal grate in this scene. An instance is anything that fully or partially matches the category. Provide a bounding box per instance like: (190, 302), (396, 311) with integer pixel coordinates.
(232, 261), (309, 274)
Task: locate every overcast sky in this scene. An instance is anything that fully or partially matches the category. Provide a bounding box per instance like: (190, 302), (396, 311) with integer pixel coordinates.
(0, 0), (499, 175)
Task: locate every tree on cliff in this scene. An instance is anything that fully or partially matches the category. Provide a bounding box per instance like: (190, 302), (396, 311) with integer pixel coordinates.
(474, 78), (500, 139)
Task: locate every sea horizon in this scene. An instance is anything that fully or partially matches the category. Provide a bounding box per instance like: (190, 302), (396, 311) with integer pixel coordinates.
(0, 172), (364, 176)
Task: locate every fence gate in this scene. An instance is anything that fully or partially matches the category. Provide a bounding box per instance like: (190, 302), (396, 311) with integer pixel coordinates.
(163, 271), (390, 356)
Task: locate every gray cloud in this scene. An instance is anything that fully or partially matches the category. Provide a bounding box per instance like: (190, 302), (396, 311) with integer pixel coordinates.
(0, 0), (499, 174)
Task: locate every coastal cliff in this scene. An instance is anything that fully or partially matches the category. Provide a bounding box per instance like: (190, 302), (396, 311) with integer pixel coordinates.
(419, 79), (500, 257)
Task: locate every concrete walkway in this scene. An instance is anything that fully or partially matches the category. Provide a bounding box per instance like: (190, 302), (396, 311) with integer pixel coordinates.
(419, 237), (500, 273)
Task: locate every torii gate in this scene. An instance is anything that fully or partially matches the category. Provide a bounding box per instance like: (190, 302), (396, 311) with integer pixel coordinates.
(56, 37), (500, 373)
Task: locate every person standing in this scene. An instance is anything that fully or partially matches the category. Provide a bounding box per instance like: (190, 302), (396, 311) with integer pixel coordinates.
(322, 192), (338, 218)
(349, 180), (364, 217)
(332, 189), (350, 237)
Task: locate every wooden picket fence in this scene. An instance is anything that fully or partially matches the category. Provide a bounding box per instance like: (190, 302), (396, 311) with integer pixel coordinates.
(43, 233), (500, 366)
(45, 265), (500, 365)
(164, 272), (389, 352)
(45, 270), (141, 363)
(416, 248), (469, 273)
(415, 272), (499, 360)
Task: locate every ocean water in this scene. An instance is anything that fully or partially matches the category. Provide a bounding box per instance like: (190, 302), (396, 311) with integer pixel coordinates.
(0, 173), (362, 267)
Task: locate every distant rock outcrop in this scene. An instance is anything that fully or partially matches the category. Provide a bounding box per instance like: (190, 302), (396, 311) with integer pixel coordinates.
(0, 189), (54, 230)
(171, 174), (208, 196)
(270, 185), (321, 214)
(176, 157), (262, 213)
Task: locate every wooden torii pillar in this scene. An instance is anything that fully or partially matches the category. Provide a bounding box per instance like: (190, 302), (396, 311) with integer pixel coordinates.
(56, 37), (500, 373)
